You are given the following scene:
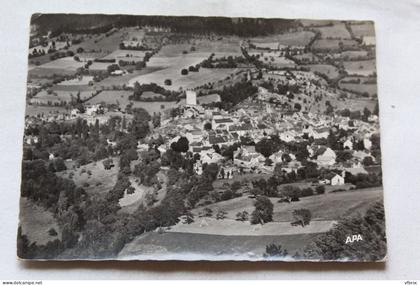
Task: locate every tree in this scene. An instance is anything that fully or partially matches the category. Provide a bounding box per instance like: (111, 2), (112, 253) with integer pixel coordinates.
(171, 136), (189, 153)
(282, 185), (302, 201)
(235, 211), (249, 221)
(292, 209), (312, 227)
(303, 202), (386, 261)
(250, 196), (273, 224)
(264, 244), (288, 258)
(315, 185), (325, 194)
(362, 156), (374, 166)
(181, 69), (188, 75)
(164, 79), (172, 86)
(204, 122), (212, 130)
(216, 209), (227, 220)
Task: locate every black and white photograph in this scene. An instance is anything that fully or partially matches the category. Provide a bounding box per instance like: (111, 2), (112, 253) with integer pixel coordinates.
(18, 13), (386, 262)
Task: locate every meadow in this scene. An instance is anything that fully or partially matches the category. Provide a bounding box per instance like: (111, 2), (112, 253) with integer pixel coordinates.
(19, 198), (62, 246)
(250, 31), (315, 46)
(312, 39), (359, 51)
(313, 22), (351, 39)
(119, 231), (322, 260)
(343, 60), (376, 76)
(303, 64), (340, 79)
(350, 22), (375, 38)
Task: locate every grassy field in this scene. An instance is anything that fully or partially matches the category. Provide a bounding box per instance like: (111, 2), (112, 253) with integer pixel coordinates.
(193, 187), (383, 222)
(37, 57), (84, 71)
(102, 49), (146, 61)
(343, 60), (376, 76)
(350, 22), (375, 38)
(19, 198), (61, 246)
(31, 89), (96, 104)
(118, 231), (321, 260)
(25, 105), (69, 117)
(250, 31), (315, 46)
(56, 157), (120, 197)
(312, 39), (359, 51)
(303, 64), (340, 79)
(57, 76), (93, 86)
(339, 82), (377, 96)
(314, 22), (351, 39)
(86, 90), (133, 107)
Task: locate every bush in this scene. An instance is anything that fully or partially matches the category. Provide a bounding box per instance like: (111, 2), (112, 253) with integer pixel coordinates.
(301, 187), (314, 197)
(220, 189), (234, 201)
(316, 185), (325, 194)
(264, 244), (288, 258)
(292, 209), (312, 227)
(216, 209), (227, 220)
(251, 196), (273, 224)
(235, 211), (249, 222)
(164, 79), (172, 86)
(181, 69), (188, 75)
(48, 228), (58, 236)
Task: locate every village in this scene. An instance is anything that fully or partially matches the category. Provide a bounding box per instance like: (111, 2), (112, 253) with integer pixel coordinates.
(19, 15), (385, 261)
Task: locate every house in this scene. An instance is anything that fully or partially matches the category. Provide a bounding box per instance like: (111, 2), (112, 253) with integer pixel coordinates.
(343, 139), (353, 150)
(363, 138), (372, 150)
(331, 173), (345, 186)
(316, 147), (336, 166)
(320, 171), (345, 186)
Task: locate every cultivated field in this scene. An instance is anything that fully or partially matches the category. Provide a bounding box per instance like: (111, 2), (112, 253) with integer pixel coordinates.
(25, 105), (69, 117)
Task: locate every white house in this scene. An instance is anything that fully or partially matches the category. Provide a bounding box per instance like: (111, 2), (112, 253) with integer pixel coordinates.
(343, 139), (353, 150)
(331, 173), (345, 186)
(317, 147), (336, 166)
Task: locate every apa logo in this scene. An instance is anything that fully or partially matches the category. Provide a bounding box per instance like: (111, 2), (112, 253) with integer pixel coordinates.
(345, 234), (363, 244)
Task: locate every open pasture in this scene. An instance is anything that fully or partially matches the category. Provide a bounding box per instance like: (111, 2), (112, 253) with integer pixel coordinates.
(343, 60), (376, 76)
(303, 64), (340, 79)
(86, 90), (133, 107)
(250, 31), (315, 47)
(31, 88), (97, 104)
(314, 22), (351, 39)
(56, 158), (120, 197)
(350, 22), (375, 38)
(118, 231), (322, 260)
(19, 198), (62, 246)
(312, 39), (359, 51)
(193, 187), (383, 223)
(129, 52), (240, 91)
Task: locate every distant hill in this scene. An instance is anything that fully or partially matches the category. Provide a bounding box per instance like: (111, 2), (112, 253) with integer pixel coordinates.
(30, 14), (299, 37)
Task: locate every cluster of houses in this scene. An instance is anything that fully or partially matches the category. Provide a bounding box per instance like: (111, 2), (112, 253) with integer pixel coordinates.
(151, 89), (379, 186)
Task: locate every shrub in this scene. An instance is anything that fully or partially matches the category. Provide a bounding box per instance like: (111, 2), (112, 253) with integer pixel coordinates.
(264, 244), (288, 258)
(203, 207), (213, 217)
(221, 189), (233, 201)
(292, 209), (312, 227)
(235, 211), (249, 222)
(164, 79), (172, 86)
(216, 209), (227, 220)
(301, 187), (314, 197)
(316, 185), (326, 194)
(48, 228), (58, 236)
(181, 69), (188, 75)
